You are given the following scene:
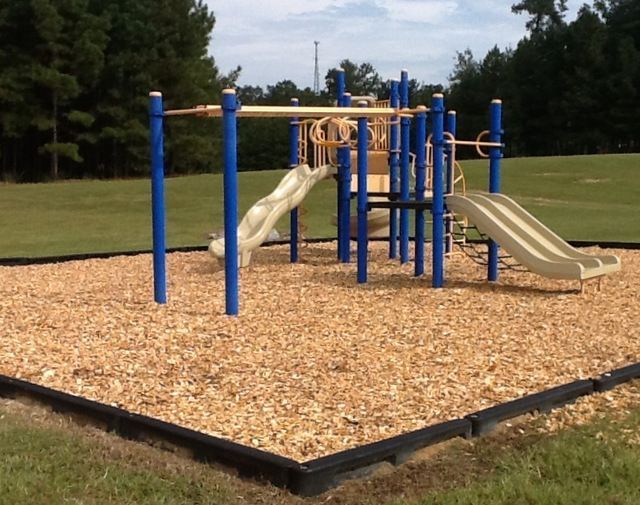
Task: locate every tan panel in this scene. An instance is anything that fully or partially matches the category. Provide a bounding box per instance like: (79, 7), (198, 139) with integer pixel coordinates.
(350, 150), (389, 175)
(350, 174), (390, 194)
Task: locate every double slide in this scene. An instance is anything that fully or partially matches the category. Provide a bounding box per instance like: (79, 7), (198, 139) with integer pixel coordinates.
(447, 192), (620, 281)
(209, 164), (337, 266)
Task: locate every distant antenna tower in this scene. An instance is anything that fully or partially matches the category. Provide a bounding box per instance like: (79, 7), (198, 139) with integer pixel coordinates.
(313, 41), (320, 95)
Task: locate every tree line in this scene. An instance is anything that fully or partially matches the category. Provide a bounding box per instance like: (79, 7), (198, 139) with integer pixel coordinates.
(447, 0), (640, 157)
(0, 0), (236, 181)
(0, 0), (638, 181)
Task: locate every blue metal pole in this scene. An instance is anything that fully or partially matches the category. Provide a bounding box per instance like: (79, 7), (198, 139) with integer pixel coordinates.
(488, 99), (503, 282)
(149, 91), (166, 304)
(399, 69), (410, 264)
(222, 89), (239, 315)
(336, 68), (346, 103)
(414, 106), (427, 276)
(357, 101), (369, 284)
(339, 93), (352, 263)
(289, 97), (300, 263)
(445, 110), (457, 255)
(336, 70), (346, 260)
(388, 79), (400, 259)
(431, 93), (445, 288)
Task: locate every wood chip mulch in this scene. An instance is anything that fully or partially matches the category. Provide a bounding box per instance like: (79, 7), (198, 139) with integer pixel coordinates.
(0, 241), (637, 461)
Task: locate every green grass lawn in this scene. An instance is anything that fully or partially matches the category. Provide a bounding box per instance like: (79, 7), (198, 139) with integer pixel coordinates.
(0, 153), (638, 258)
(463, 153), (640, 243)
(410, 408), (640, 505)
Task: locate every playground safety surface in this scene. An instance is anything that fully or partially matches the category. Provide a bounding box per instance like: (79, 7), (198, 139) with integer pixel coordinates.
(0, 242), (638, 461)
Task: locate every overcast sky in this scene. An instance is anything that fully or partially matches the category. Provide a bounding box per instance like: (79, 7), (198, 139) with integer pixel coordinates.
(205, 0), (584, 89)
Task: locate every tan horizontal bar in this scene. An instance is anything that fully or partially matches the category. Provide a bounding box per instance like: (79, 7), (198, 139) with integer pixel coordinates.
(235, 106), (397, 118)
(403, 107), (430, 114)
(164, 105), (400, 119)
(164, 106), (222, 117)
(446, 139), (502, 147)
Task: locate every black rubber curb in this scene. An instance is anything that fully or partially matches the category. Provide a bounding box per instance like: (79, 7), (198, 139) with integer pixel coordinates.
(292, 418), (471, 495)
(0, 246), (205, 267)
(1, 364), (639, 495)
(466, 380), (594, 436)
(568, 240), (640, 250)
(0, 374), (469, 496)
(1, 239), (637, 267)
(594, 363), (640, 392)
(0, 239), (338, 267)
(0, 375), (300, 487)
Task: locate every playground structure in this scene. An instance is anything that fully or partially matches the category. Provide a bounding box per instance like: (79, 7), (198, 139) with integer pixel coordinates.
(149, 69), (621, 315)
(0, 71), (635, 502)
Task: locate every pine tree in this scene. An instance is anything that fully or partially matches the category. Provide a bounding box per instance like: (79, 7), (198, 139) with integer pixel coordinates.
(29, 0), (108, 179)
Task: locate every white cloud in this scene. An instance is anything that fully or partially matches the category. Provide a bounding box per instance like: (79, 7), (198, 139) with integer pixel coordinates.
(205, 0), (584, 89)
(377, 0), (458, 24)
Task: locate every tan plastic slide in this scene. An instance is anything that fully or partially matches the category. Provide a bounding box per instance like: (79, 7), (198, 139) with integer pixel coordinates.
(447, 192), (621, 280)
(209, 164), (337, 267)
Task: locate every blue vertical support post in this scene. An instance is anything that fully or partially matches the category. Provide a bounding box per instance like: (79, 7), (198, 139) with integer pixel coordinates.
(414, 106), (427, 276)
(339, 93), (352, 263)
(357, 101), (369, 283)
(399, 69), (410, 263)
(289, 97), (300, 263)
(149, 92), (167, 304)
(431, 93), (445, 288)
(222, 89), (239, 315)
(336, 70), (346, 260)
(445, 110), (457, 255)
(388, 79), (400, 259)
(488, 99), (503, 282)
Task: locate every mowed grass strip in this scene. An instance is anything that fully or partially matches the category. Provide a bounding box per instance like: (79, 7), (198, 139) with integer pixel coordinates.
(0, 170), (336, 258)
(462, 153), (640, 242)
(407, 409), (640, 505)
(0, 408), (232, 505)
(0, 153), (638, 258)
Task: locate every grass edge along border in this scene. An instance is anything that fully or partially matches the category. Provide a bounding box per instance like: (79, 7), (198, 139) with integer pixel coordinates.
(1, 363), (640, 496)
(1, 239), (638, 267)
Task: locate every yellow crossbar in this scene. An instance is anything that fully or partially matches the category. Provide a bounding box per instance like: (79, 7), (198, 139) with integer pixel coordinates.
(163, 105), (399, 118)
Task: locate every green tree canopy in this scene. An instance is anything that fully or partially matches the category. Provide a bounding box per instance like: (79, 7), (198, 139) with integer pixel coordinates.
(0, 0), (228, 181)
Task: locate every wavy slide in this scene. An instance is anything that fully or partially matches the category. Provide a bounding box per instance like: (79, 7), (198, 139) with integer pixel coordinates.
(209, 164), (337, 267)
(447, 192), (621, 281)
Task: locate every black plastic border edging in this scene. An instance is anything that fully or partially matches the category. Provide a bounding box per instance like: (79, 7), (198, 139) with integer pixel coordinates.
(1, 364), (639, 495)
(0, 239), (338, 267)
(594, 363), (640, 392)
(0, 245), (205, 267)
(568, 240), (640, 250)
(466, 380), (594, 436)
(0, 373), (470, 496)
(1, 239), (639, 268)
(292, 419), (471, 496)
(0, 374), (300, 487)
